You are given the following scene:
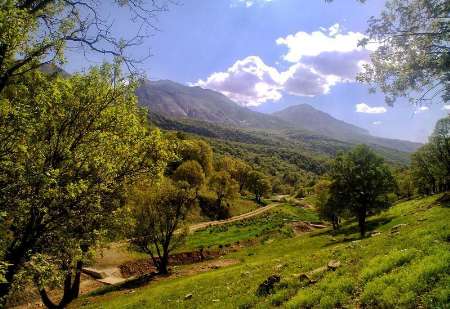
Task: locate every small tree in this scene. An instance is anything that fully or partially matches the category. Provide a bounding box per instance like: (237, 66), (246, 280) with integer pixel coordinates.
(247, 171), (271, 204)
(208, 171), (239, 209)
(130, 179), (195, 274)
(329, 145), (395, 237)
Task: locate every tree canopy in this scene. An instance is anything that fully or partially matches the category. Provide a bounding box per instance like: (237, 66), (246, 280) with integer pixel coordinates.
(357, 0), (450, 105)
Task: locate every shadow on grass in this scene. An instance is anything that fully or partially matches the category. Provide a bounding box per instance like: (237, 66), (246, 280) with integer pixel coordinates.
(310, 215), (395, 247)
(87, 272), (161, 297)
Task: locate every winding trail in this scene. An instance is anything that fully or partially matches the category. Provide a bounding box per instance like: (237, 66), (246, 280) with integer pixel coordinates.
(187, 202), (281, 232)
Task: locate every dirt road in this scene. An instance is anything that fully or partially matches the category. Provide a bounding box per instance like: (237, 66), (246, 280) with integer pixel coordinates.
(187, 202), (281, 232)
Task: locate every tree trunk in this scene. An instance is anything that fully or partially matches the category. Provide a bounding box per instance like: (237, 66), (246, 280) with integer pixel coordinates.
(358, 210), (367, 238)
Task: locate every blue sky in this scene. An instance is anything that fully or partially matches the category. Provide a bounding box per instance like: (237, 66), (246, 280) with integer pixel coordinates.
(65, 0), (449, 143)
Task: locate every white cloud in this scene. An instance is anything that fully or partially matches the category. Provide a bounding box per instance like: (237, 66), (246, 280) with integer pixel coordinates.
(442, 105), (450, 111)
(281, 63), (336, 97)
(194, 56), (283, 106)
(372, 121), (382, 125)
(194, 24), (380, 106)
(276, 24), (376, 63)
(414, 106), (430, 114)
(233, 0), (272, 7)
(356, 103), (387, 114)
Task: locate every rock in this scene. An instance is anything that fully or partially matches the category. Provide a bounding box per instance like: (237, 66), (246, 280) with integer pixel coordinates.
(274, 264), (284, 270)
(391, 224), (407, 232)
(256, 275), (281, 296)
(327, 260), (341, 271)
(184, 293), (193, 300)
(298, 273), (315, 285)
(371, 231), (382, 237)
(212, 299), (220, 302)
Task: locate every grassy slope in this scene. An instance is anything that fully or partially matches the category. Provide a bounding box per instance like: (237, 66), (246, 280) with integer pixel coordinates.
(77, 195), (449, 309)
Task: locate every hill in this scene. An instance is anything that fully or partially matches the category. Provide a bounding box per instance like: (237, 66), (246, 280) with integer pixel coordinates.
(273, 104), (422, 153)
(76, 194), (450, 308)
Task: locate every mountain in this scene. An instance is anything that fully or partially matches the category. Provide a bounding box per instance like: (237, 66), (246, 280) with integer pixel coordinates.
(273, 104), (421, 153)
(136, 80), (420, 154)
(273, 104), (369, 140)
(136, 80), (287, 129)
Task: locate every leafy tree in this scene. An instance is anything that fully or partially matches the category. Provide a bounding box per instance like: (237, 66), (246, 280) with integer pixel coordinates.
(0, 0), (168, 92)
(215, 156), (252, 192)
(180, 139), (213, 176)
(172, 160), (205, 194)
(0, 65), (173, 306)
(208, 171), (239, 209)
(314, 179), (340, 230)
(129, 179), (195, 274)
(247, 171), (271, 204)
(328, 145), (395, 237)
(357, 0), (450, 105)
(411, 116), (449, 194)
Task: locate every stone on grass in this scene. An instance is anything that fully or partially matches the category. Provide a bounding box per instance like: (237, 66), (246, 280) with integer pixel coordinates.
(327, 260), (341, 271)
(256, 275), (281, 296)
(184, 293), (193, 300)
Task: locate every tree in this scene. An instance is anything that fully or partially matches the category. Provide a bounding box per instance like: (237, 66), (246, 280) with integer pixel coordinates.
(357, 0), (450, 105)
(129, 179), (195, 274)
(215, 156), (251, 193)
(411, 116), (450, 194)
(328, 145), (395, 237)
(179, 139), (213, 176)
(208, 171), (239, 209)
(314, 179), (340, 230)
(172, 160), (205, 194)
(0, 0), (169, 93)
(0, 64), (173, 307)
(247, 171), (271, 204)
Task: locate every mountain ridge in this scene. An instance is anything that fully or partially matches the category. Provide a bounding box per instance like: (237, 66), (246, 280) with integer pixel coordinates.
(136, 79), (421, 153)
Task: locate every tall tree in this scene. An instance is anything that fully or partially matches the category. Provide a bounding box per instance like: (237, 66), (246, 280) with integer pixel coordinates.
(172, 160), (205, 195)
(357, 0), (450, 105)
(0, 0), (169, 93)
(328, 145), (395, 237)
(0, 64), (173, 307)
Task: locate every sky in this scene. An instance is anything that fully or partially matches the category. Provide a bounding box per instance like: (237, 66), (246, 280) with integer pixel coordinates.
(65, 0), (449, 143)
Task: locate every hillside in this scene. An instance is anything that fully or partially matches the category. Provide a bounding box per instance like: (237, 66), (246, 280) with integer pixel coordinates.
(137, 80), (288, 129)
(137, 80), (420, 154)
(75, 194), (450, 308)
(273, 103), (370, 139)
(273, 104), (422, 153)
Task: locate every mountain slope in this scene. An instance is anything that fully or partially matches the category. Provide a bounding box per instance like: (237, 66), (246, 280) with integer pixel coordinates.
(273, 104), (370, 139)
(136, 80), (288, 129)
(273, 104), (421, 153)
(137, 80), (420, 154)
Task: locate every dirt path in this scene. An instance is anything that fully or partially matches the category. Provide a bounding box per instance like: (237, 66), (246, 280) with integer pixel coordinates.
(187, 202), (281, 232)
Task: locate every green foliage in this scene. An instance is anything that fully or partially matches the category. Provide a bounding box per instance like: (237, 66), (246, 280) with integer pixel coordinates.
(172, 160), (205, 191)
(209, 171), (239, 205)
(179, 139), (213, 176)
(411, 116), (450, 194)
(128, 178), (196, 274)
(358, 0), (450, 104)
(328, 145), (395, 236)
(246, 171), (271, 204)
(0, 64), (174, 304)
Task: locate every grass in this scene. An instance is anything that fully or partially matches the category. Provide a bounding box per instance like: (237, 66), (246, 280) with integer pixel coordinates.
(74, 194), (450, 309)
(179, 204), (319, 252)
